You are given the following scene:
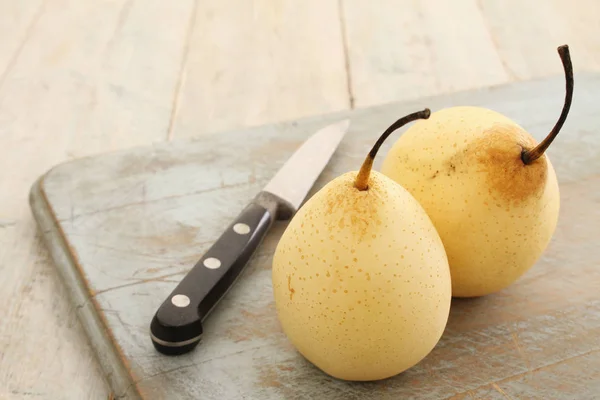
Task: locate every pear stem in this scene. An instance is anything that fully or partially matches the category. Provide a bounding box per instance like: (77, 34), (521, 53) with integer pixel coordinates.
(354, 108), (431, 191)
(521, 45), (573, 165)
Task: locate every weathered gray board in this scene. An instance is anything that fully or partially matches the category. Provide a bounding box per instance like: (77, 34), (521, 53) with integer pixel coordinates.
(30, 74), (600, 399)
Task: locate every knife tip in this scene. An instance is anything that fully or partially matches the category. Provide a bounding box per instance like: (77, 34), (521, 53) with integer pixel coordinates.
(337, 118), (351, 131)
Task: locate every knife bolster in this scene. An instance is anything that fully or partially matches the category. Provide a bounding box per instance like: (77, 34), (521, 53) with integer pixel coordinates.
(254, 191), (295, 221)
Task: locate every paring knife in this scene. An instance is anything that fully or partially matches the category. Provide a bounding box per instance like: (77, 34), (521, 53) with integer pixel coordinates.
(150, 119), (350, 355)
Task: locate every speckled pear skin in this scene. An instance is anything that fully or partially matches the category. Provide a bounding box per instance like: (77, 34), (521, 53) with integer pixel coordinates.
(271, 170), (451, 381)
(381, 106), (560, 298)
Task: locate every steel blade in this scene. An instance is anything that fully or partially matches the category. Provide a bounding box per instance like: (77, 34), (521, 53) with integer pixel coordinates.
(263, 119), (350, 211)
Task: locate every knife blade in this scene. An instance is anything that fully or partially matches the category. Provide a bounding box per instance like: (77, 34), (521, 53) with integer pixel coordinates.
(150, 119), (350, 355)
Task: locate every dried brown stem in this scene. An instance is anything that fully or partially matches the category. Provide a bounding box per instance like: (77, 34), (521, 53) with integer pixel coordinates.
(354, 109), (431, 190)
(522, 45), (574, 165)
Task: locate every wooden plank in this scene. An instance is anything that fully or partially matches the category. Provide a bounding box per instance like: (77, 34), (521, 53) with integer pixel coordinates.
(32, 75), (600, 399)
(0, 0), (195, 398)
(341, 0), (509, 108)
(170, 0), (350, 138)
(0, 0), (44, 87)
(477, 0), (600, 80)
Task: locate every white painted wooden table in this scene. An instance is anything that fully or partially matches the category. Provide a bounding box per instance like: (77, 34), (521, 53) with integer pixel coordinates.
(1, 1), (599, 398)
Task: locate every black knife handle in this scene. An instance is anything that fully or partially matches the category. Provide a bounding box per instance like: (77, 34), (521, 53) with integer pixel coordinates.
(150, 191), (284, 355)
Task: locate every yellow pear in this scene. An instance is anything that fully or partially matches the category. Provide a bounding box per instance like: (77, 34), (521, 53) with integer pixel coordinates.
(380, 45), (573, 297)
(271, 110), (452, 381)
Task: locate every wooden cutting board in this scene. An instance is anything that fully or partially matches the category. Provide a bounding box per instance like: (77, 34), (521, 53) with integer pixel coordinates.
(30, 74), (600, 400)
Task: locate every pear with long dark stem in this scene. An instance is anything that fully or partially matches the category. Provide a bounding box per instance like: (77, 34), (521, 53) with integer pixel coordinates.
(381, 44), (574, 298)
(271, 109), (452, 382)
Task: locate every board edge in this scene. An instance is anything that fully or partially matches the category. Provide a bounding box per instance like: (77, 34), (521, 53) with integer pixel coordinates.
(28, 175), (144, 400)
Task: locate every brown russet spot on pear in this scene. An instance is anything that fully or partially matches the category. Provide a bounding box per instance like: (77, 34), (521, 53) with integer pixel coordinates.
(454, 123), (548, 204)
(324, 184), (384, 241)
(287, 275), (295, 300)
(271, 109), (452, 382)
